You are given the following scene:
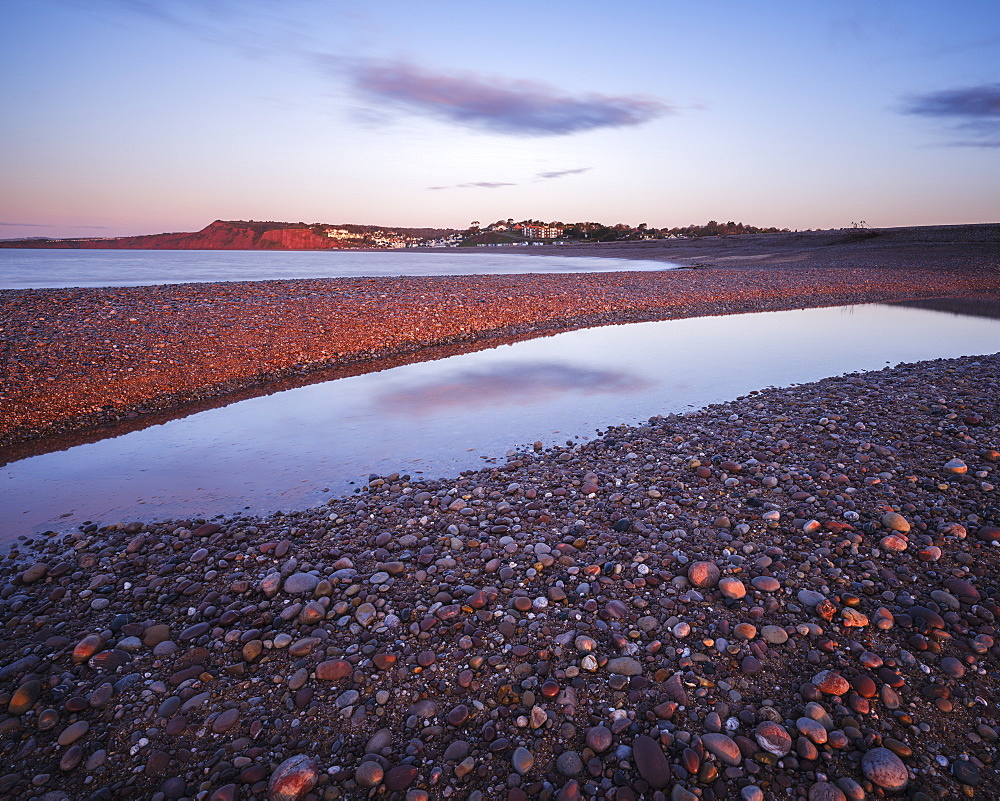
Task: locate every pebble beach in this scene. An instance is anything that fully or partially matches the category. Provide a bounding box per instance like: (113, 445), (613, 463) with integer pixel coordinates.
(1, 225), (1000, 801)
(3, 227), (1000, 459)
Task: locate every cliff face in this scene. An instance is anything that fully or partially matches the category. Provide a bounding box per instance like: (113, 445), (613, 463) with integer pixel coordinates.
(258, 226), (342, 250)
(1, 221), (346, 251)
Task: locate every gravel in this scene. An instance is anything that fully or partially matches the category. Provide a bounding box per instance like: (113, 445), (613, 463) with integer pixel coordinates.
(1, 348), (999, 799)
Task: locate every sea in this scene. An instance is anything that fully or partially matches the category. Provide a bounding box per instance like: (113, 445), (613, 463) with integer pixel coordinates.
(0, 248), (676, 289)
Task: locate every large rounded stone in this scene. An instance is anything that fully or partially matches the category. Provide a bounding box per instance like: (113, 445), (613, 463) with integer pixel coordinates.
(282, 573), (319, 595)
(556, 750), (584, 777)
(21, 562), (49, 584)
(751, 576), (780, 592)
(8, 680), (41, 715)
(951, 758), (981, 786)
(796, 717), (828, 744)
(632, 735), (671, 788)
(512, 746), (534, 775)
(316, 660), (352, 681)
(72, 634), (105, 664)
(797, 589), (826, 607)
(754, 721), (792, 756)
(384, 765), (417, 791)
(939, 656), (966, 678)
(606, 657), (642, 676)
(880, 512), (910, 533)
(861, 747), (908, 792)
(585, 726), (612, 753)
(761, 625), (788, 644)
(808, 782), (846, 801)
(687, 561), (720, 589)
(812, 670), (849, 696)
(57, 721), (90, 746)
(701, 733), (742, 766)
(718, 577), (747, 599)
(268, 754), (319, 801)
(354, 761), (383, 788)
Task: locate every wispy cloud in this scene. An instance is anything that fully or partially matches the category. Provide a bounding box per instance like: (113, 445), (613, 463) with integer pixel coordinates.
(461, 181), (516, 189)
(428, 181), (517, 191)
(334, 59), (670, 136)
(0, 222), (112, 228)
(535, 167), (591, 180)
(429, 168), (593, 191)
(902, 83), (1000, 147)
(74, 5), (670, 138)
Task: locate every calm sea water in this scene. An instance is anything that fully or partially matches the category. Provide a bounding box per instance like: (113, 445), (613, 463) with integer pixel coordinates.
(3, 301), (999, 541)
(0, 248), (675, 288)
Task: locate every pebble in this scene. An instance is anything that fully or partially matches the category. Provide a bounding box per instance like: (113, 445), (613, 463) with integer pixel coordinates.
(511, 746), (534, 775)
(355, 760), (383, 787)
(701, 733), (742, 766)
(632, 735), (671, 788)
(282, 573), (318, 595)
(585, 726), (612, 753)
(718, 577), (747, 599)
(797, 590), (826, 607)
(556, 750), (583, 776)
(951, 758), (981, 786)
(755, 721), (793, 756)
(861, 747), (909, 792)
(796, 717), (829, 744)
(808, 782), (846, 801)
(761, 625), (788, 644)
(56, 721), (89, 746)
(268, 754), (319, 800)
(9, 679), (41, 715)
(880, 511), (911, 533)
(943, 458), (968, 474)
(812, 670), (850, 696)
(607, 656), (642, 676)
(687, 560), (720, 588)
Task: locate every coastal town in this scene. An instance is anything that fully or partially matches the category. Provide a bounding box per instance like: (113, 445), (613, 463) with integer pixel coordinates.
(1, 219), (793, 252)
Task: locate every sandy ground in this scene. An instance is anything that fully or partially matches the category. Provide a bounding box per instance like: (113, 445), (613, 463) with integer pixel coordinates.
(1, 224), (997, 461)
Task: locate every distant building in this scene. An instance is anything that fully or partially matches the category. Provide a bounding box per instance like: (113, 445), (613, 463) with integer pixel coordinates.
(519, 224), (563, 239)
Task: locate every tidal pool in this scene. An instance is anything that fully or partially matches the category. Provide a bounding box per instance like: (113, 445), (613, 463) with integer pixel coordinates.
(2, 299), (998, 540)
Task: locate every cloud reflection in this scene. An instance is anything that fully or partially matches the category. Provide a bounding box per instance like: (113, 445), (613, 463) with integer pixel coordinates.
(375, 362), (654, 416)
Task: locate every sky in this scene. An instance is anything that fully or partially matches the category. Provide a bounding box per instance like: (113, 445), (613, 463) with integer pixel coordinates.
(2, 1), (999, 238)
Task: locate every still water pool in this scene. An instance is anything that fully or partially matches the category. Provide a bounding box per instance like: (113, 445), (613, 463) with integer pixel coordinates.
(2, 300), (998, 540)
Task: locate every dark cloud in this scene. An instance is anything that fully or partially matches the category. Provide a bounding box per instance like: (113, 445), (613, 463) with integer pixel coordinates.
(535, 167), (591, 180)
(903, 83), (1000, 147)
(337, 59), (670, 136)
(375, 362), (652, 416)
(905, 84), (1000, 118)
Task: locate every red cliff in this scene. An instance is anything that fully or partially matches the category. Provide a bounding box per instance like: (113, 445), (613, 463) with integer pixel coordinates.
(1, 221), (347, 251)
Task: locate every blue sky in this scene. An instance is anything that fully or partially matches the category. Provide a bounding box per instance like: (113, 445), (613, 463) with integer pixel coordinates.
(2, 1), (998, 238)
